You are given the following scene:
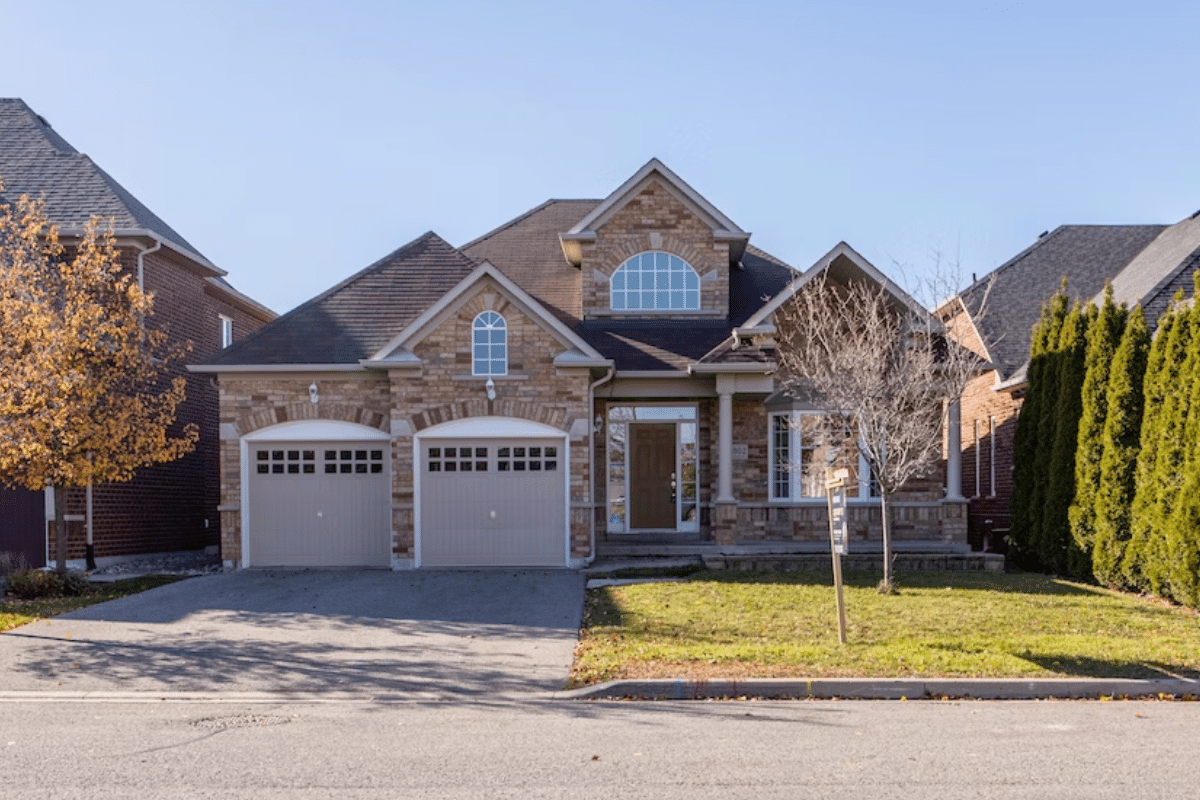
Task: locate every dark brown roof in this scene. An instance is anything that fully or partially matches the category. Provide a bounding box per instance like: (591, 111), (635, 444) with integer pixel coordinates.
(205, 196), (797, 371)
(205, 232), (476, 365)
(959, 224), (1165, 379)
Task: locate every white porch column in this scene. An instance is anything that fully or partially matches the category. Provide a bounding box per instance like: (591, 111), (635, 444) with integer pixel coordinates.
(945, 398), (964, 501)
(716, 384), (735, 503)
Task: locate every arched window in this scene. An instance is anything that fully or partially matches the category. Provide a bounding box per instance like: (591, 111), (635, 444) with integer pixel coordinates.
(610, 251), (700, 311)
(472, 311), (507, 376)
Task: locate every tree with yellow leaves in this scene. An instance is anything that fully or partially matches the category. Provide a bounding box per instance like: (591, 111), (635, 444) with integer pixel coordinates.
(0, 183), (197, 573)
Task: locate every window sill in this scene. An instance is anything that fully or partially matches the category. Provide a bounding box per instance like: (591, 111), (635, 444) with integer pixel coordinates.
(451, 374), (530, 381)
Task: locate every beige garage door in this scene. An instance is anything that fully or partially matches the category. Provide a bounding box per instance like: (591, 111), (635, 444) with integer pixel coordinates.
(420, 438), (566, 567)
(248, 442), (390, 567)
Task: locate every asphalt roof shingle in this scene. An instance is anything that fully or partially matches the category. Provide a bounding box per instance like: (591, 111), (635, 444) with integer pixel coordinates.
(958, 224), (1165, 379)
(0, 98), (201, 258)
(206, 232), (477, 365)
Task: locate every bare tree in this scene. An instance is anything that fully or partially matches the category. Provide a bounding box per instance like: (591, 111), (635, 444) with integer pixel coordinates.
(775, 270), (983, 591)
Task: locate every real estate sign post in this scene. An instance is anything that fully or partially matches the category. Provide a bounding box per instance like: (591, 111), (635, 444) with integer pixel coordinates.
(826, 468), (850, 644)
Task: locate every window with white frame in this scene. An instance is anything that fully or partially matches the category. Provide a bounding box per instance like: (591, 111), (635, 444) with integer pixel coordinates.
(219, 314), (233, 349)
(769, 411), (876, 500)
(610, 251), (700, 311)
(472, 311), (507, 376)
(988, 415), (997, 497)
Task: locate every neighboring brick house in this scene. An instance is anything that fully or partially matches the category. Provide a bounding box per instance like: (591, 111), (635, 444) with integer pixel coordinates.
(941, 213), (1200, 551)
(0, 98), (275, 568)
(195, 159), (969, 569)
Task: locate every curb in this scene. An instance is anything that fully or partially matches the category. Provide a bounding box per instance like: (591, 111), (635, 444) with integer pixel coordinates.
(555, 677), (1200, 701)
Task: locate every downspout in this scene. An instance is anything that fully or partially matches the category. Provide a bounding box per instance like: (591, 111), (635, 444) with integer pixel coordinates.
(136, 236), (162, 292)
(587, 366), (615, 565)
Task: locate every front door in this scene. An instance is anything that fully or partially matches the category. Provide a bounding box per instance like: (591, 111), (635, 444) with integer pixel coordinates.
(629, 423), (676, 529)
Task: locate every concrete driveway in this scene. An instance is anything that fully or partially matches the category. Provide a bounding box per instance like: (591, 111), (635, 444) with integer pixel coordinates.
(0, 569), (585, 697)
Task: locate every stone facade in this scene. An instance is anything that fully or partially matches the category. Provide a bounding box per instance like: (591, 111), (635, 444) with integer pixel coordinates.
(578, 180), (730, 320)
(217, 282), (593, 567)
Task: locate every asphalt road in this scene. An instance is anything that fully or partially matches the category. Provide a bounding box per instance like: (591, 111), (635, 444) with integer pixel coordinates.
(4, 697), (1196, 799)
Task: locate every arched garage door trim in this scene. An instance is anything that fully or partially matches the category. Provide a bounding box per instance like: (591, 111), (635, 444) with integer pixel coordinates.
(241, 420), (391, 569)
(413, 416), (570, 568)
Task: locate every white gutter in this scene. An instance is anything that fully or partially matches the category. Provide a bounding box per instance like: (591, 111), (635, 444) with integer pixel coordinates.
(587, 366), (616, 565)
(135, 236), (162, 291)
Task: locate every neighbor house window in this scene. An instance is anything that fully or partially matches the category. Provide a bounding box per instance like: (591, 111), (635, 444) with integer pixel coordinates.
(974, 419), (981, 498)
(769, 411), (875, 500)
(472, 311), (507, 376)
(610, 251), (700, 311)
(219, 314), (233, 349)
(988, 415), (997, 497)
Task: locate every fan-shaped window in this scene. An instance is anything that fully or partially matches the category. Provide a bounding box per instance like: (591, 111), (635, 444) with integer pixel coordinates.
(472, 311), (507, 376)
(611, 251), (700, 311)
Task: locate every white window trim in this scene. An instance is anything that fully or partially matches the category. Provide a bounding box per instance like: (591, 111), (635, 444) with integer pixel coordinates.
(768, 411), (876, 503)
(219, 314), (233, 349)
(471, 311), (507, 376)
(973, 419), (981, 498)
(988, 415), (997, 497)
(609, 251), (701, 312)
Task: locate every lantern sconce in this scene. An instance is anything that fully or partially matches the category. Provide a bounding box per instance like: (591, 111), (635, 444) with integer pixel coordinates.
(593, 414), (604, 433)
(485, 377), (496, 401)
(309, 381), (319, 404)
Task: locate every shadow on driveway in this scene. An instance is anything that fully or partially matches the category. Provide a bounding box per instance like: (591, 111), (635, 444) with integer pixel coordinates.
(0, 569), (585, 696)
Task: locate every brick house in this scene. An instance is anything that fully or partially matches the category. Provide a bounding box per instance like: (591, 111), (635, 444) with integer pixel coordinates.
(195, 159), (969, 569)
(0, 98), (275, 568)
(941, 212), (1200, 551)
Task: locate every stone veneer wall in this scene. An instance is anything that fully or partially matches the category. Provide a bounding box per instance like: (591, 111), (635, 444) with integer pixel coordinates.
(577, 180), (730, 320)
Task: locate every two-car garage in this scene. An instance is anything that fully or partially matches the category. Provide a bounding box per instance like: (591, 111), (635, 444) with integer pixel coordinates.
(242, 418), (569, 569)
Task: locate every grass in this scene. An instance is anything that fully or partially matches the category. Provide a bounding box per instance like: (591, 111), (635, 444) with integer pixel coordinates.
(0, 575), (188, 633)
(570, 570), (1200, 687)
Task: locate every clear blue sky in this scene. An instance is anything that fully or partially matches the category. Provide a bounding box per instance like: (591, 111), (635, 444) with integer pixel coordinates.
(3, 0), (1197, 313)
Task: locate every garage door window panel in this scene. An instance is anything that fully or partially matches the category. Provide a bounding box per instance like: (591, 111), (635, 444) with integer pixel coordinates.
(255, 449), (317, 476)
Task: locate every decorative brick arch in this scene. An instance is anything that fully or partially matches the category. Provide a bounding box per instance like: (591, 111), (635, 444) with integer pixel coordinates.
(409, 400), (570, 433)
(234, 402), (389, 437)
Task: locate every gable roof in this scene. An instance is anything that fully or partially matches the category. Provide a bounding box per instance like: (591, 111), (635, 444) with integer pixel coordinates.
(0, 98), (205, 264)
(1102, 212), (1200, 326)
(957, 224), (1165, 380)
(200, 167), (796, 373)
(366, 260), (608, 368)
(198, 232), (477, 367)
(559, 158), (750, 267)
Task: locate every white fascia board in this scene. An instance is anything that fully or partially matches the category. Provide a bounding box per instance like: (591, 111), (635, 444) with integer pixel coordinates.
(688, 362), (774, 375)
(553, 350), (614, 368)
(60, 227), (226, 278)
(187, 363), (365, 374)
(369, 261), (606, 363)
(741, 241), (933, 330)
(566, 158), (745, 237)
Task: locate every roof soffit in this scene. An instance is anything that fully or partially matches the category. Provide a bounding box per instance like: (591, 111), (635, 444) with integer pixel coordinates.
(367, 261), (608, 365)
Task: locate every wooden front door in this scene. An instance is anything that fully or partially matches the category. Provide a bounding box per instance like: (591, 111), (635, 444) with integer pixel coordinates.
(629, 423), (676, 529)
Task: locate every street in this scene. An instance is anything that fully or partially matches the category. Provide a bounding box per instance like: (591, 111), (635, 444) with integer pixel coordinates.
(5, 697), (1196, 798)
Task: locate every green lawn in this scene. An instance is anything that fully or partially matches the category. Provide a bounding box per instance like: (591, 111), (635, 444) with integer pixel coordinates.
(0, 575), (188, 633)
(570, 570), (1200, 686)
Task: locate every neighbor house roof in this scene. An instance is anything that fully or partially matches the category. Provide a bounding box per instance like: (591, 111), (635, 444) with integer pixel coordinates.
(957, 224), (1165, 380)
(1102, 212), (1200, 327)
(0, 98), (202, 260)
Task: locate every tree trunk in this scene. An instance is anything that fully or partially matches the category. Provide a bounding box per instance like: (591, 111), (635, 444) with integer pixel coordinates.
(880, 490), (894, 590)
(53, 485), (68, 575)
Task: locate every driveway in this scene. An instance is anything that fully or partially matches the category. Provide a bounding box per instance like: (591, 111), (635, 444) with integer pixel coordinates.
(0, 569), (585, 697)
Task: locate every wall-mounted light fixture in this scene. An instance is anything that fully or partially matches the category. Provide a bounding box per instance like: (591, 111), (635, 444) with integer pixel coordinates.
(485, 377), (496, 401)
(593, 414), (604, 433)
(309, 381), (319, 404)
